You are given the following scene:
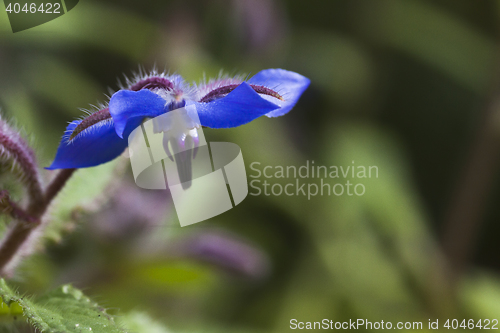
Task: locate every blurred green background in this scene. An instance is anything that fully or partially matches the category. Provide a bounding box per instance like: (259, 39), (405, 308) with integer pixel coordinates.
(1, 0), (500, 332)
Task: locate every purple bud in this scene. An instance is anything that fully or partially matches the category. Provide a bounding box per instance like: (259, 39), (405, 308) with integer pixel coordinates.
(90, 181), (171, 240)
(0, 116), (43, 209)
(232, 0), (286, 52)
(172, 230), (271, 279)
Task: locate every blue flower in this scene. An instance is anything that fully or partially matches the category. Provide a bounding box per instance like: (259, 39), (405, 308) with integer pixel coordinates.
(48, 69), (310, 169)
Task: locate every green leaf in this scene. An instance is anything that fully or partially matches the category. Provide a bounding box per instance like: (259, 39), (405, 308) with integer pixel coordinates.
(0, 279), (124, 333)
(22, 56), (103, 116)
(354, 0), (495, 93)
(460, 272), (500, 319)
(1, 2), (160, 61)
(118, 312), (170, 333)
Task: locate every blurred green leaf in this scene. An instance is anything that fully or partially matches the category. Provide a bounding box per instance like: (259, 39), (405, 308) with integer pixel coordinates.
(119, 312), (171, 333)
(355, 0), (496, 92)
(45, 159), (123, 243)
(308, 122), (454, 320)
(460, 273), (500, 319)
(128, 260), (216, 291)
(0, 279), (123, 332)
(289, 29), (373, 108)
(1, 1), (159, 61)
(0, 88), (58, 163)
(23, 56), (103, 115)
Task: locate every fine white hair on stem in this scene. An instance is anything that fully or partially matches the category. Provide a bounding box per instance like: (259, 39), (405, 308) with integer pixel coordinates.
(0, 112), (43, 206)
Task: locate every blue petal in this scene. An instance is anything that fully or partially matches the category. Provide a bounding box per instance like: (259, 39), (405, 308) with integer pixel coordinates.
(47, 119), (127, 169)
(109, 89), (167, 138)
(248, 69), (310, 117)
(194, 82), (279, 128)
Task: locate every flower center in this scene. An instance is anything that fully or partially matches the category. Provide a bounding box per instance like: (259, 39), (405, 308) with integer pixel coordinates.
(168, 98), (186, 111)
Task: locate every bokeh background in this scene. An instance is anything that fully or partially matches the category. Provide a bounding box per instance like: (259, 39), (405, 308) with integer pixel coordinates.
(1, 0), (500, 332)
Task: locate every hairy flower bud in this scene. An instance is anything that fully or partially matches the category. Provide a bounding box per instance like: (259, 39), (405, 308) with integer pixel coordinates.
(0, 115), (43, 208)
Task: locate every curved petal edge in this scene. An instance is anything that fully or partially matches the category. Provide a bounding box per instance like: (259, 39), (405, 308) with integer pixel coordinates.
(248, 68), (310, 117)
(194, 82), (279, 128)
(47, 119), (128, 169)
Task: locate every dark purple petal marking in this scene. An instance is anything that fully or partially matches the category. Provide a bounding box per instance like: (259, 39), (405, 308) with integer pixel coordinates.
(129, 77), (174, 91)
(69, 108), (111, 141)
(199, 84), (284, 103)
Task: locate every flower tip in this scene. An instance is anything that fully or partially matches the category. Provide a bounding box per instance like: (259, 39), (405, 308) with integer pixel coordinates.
(45, 160), (68, 170)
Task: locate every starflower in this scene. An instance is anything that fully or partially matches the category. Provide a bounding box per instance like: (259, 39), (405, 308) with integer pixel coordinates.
(48, 68), (310, 169)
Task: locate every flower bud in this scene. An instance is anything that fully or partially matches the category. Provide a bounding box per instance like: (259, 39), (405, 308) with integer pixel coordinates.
(0, 115), (43, 209)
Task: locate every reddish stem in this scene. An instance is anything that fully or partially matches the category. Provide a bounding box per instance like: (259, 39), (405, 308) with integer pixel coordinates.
(0, 169), (76, 275)
(0, 191), (39, 224)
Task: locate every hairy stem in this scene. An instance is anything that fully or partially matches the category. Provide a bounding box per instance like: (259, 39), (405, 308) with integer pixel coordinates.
(0, 168), (76, 275)
(0, 191), (38, 223)
(34, 168), (76, 216)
